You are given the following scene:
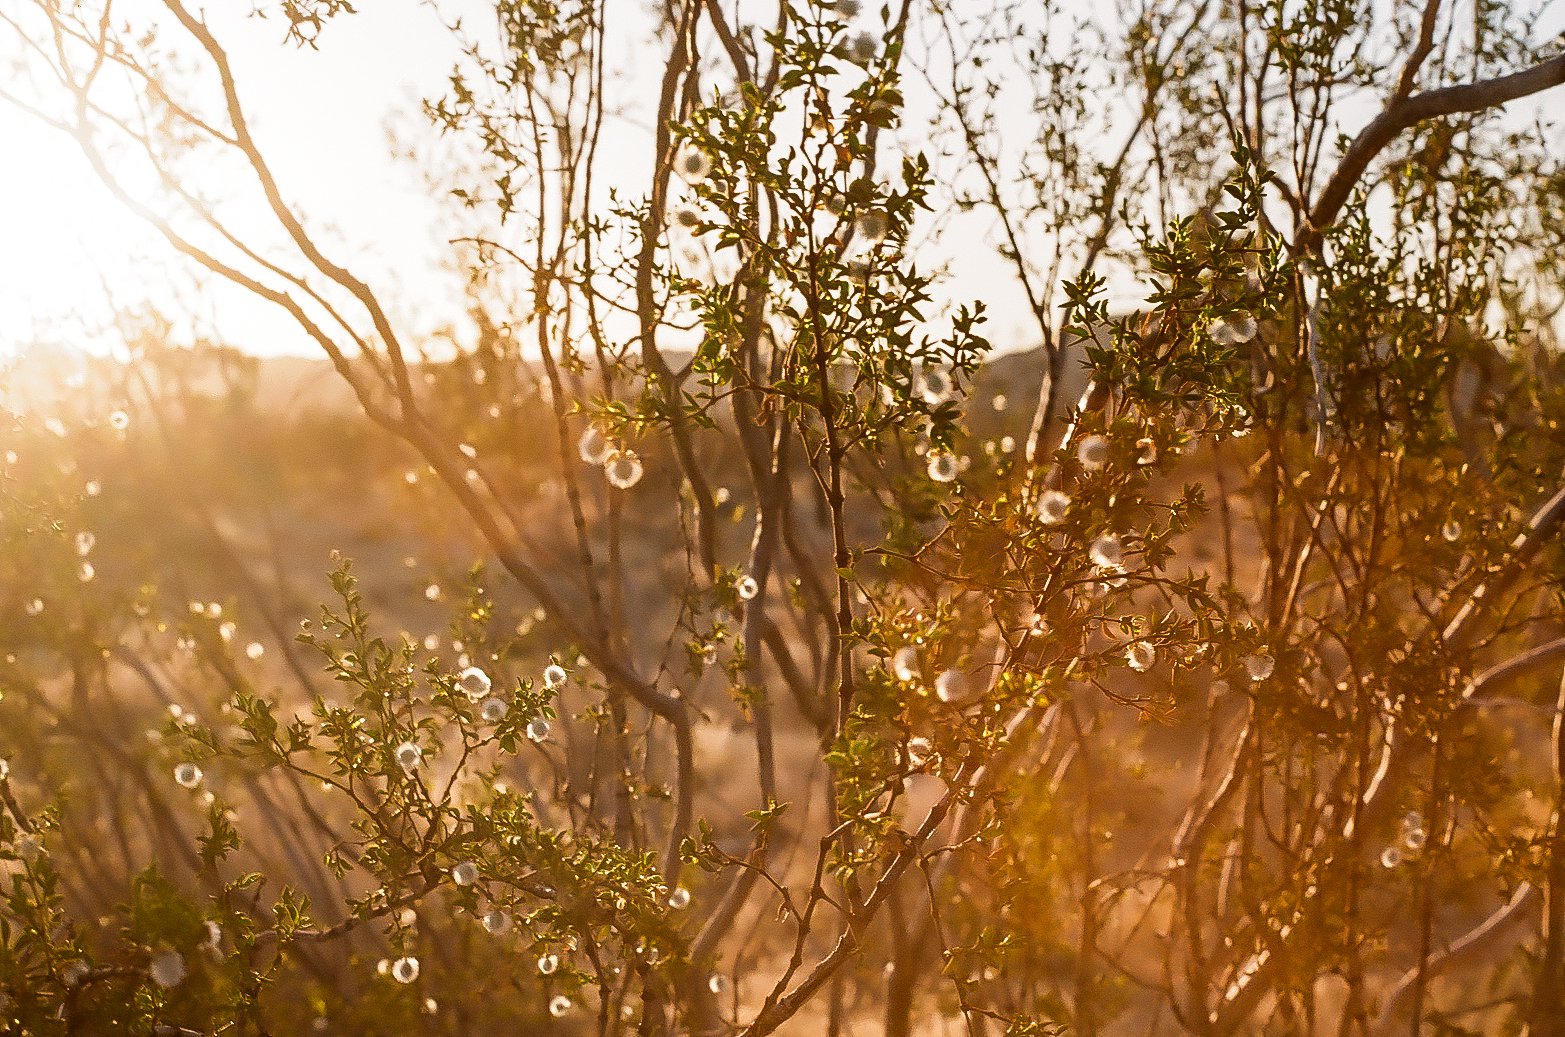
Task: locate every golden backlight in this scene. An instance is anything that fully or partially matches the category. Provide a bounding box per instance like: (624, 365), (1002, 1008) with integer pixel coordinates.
(0, 87), (171, 361)
(0, 0), (473, 367)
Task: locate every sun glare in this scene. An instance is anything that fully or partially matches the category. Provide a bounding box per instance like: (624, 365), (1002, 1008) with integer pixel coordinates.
(0, 0), (475, 374)
(0, 102), (171, 363)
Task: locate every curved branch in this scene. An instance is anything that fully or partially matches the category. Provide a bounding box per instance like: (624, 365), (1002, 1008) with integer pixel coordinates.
(1297, 54), (1565, 254)
(1375, 882), (1539, 1028)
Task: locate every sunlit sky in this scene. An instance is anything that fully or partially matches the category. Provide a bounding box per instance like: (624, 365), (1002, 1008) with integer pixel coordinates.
(0, 1), (1069, 366)
(1, 3), (1559, 367)
(0, 1), (480, 360)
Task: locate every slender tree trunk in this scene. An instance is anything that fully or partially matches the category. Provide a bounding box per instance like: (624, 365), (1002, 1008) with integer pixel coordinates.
(884, 886), (920, 1037)
(1525, 668), (1565, 1036)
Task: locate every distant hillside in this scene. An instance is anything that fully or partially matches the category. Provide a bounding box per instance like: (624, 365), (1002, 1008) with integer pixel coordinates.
(3, 339), (1091, 427)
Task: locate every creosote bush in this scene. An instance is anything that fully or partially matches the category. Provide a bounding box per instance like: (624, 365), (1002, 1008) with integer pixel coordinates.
(2, 0), (1565, 1034)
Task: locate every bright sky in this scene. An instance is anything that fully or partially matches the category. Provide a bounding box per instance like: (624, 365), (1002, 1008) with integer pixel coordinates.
(0, 0), (495, 360)
(2, 3), (1558, 368)
(0, 1), (1056, 366)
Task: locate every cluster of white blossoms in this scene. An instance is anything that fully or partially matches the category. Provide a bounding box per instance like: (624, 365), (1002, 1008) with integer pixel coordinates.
(577, 424), (645, 489)
(667, 886), (691, 910)
(149, 950), (186, 989)
(1243, 652), (1275, 682)
(1036, 489), (1071, 525)
(672, 204), (702, 230)
(605, 449), (644, 490)
(1209, 312), (1258, 347)
(918, 365), (953, 405)
(891, 646), (919, 683)
(1077, 434), (1110, 471)
(933, 669), (968, 703)
(395, 741), (422, 773)
(1045, 427), (1183, 658)
(854, 210), (888, 242)
(549, 995), (574, 1018)
(674, 144), (712, 183)
(390, 956), (420, 984)
(843, 30), (877, 64)
(926, 448), (959, 483)
(577, 425), (611, 465)
(174, 762), (204, 789)
(910, 366), (991, 486)
(1403, 811), (1427, 851)
(458, 666), (492, 701)
(736, 574), (759, 601)
(1088, 533), (1123, 569)
(1384, 810), (1428, 869)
